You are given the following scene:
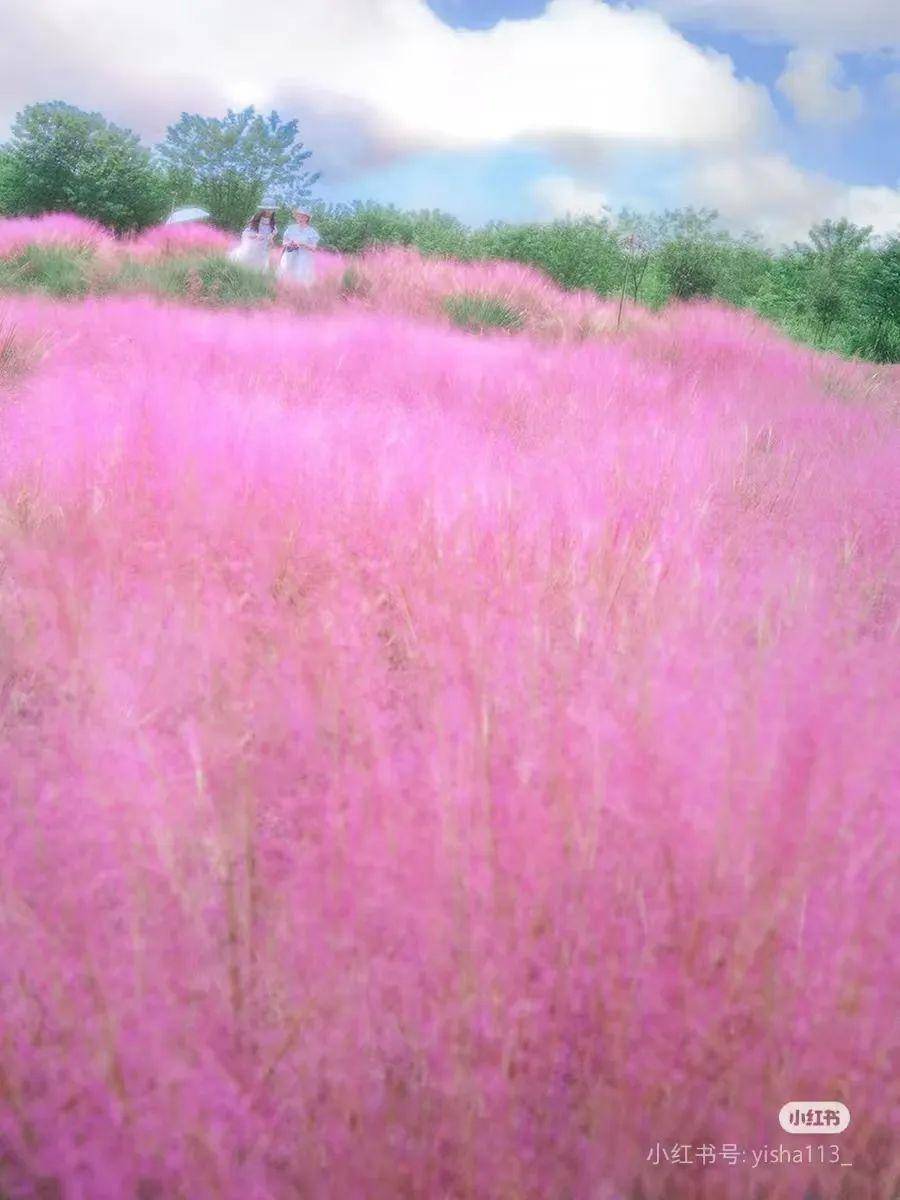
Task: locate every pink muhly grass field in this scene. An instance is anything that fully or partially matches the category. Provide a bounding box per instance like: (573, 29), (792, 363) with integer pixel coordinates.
(0, 215), (233, 264)
(0, 214), (115, 258)
(287, 245), (621, 338)
(125, 221), (235, 259)
(0, 281), (897, 1200)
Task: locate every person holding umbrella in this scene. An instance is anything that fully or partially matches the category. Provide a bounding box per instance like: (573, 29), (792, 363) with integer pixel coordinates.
(229, 202), (278, 272)
(276, 207), (322, 287)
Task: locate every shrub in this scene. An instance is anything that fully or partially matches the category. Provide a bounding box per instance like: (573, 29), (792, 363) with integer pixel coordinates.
(806, 264), (846, 341)
(0, 245), (92, 297)
(659, 238), (720, 300)
(848, 238), (900, 363)
(846, 319), (900, 365)
(443, 291), (525, 333)
(712, 243), (771, 308)
(313, 201), (464, 256)
(474, 218), (623, 295)
(153, 255), (276, 306)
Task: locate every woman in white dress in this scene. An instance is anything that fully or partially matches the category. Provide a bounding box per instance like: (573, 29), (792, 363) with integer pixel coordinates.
(228, 205), (277, 272)
(277, 208), (322, 287)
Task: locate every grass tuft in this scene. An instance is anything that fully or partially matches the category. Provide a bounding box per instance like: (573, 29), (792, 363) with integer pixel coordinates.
(0, 315), (43, 384)
(443, 291), (525, 334)
(150, 256), (276, 307)
(0, 245), (93, 298)
(339, 266), (371, 300)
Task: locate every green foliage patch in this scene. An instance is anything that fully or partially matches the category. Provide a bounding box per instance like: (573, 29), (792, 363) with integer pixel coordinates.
(157, 108), (320, 232)
(443, 292), (525, 334)
(2, 102), (168, 233)
(0, 245), (93, 297)
(150, 255), (276, 306)
(0, 246), (275, 308)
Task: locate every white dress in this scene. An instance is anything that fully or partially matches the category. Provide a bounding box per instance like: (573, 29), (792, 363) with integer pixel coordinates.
(228, 218), (275, 272)
(278, 223), (321, 286)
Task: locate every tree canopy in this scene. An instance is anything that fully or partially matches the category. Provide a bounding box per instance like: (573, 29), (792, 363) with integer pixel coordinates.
(1, 102), (168, 233)
(158, 107), (320, 231)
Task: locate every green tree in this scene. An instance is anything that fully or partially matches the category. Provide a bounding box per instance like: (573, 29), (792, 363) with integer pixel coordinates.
(617, 208), (739, 305)
(849, 237), (900, 362)
(793, 219), (872, 343)
(2, 102), (168, 232)
(659, 237), (720, 300)
(0, 150), (15, 213)
(312, 201), (428, 254)
(651, 207), (725, 245)
(713, 243), (771, 308)
(158, 107), (320, 231)
(802, 217), (872, 260)
(476, 217), (621, 293)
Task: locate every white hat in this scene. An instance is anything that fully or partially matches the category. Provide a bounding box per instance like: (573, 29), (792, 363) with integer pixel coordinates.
(256, 199), (278, 212)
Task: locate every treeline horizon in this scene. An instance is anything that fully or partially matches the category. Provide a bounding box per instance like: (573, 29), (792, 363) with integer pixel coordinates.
(1, 99), (898, 363)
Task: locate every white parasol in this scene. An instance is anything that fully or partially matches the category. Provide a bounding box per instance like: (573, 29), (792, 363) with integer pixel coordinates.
(165, 207), (211, 225)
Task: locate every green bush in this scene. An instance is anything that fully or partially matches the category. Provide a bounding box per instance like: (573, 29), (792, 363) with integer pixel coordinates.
(0, 150), (15, 214)
(152, 256), (276, 306)
(659, 238), (720, 301)
(473, 218), (622, 294)
(806, 265), (847, 341)
(443, 292), (525, 334)
(712, 244), (770, 308)
(847, 238), (900, 363)
(0, 245), (273, 308)
(845, 320), (900, 364)
(0, 245), (92, 297)
(313, 201), (468, 257)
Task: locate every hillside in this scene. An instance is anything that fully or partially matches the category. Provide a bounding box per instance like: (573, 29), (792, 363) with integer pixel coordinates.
(0, 218), (898, 1200)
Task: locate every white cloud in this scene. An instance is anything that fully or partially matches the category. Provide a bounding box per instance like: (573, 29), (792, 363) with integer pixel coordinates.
(0, 0), (773, 157)
(2, 0), (895, 244)
(642, 0), (900, 53)
(688, 151), (900, 244)
(776, 49), (863, 124)
(532, 174), (612, 218)
(0, 4), (228, 145)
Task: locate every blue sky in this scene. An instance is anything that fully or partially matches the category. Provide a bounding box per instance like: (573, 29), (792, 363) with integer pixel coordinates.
(2, 0), (898, 243)
(318, 142), (688, 227)
(317, 0), (704, 221)
(666, 26), (900, 186)
(312, 0), (899, 241)
(427, 0), (548, 28)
